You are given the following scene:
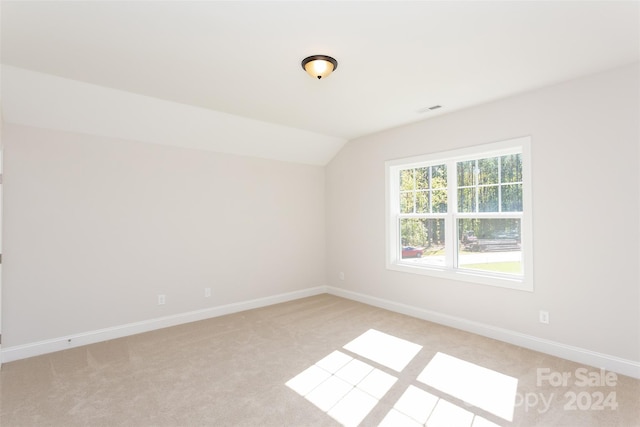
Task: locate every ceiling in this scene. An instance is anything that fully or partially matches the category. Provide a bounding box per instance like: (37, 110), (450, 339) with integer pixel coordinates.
(1, 1), (639, 163)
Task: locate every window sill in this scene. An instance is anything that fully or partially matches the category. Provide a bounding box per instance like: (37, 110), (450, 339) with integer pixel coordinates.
(386, 261), (533, 292)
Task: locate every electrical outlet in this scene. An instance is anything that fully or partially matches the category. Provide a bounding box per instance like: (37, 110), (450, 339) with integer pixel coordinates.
(205, 287), (211, 298)
(158, 294), (166, 305)
(539, 310), (549, 324)
(339, 272), (345, 280)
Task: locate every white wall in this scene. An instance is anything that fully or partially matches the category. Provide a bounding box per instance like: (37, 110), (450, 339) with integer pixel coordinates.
(2, 124), (325, 347)
(326, 64), (640, 362)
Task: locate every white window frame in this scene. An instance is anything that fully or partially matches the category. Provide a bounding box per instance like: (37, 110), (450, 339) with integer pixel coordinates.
(385, 136), (533, 291)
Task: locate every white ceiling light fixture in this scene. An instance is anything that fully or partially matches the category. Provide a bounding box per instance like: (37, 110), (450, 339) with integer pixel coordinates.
(301, 55), (338, 80)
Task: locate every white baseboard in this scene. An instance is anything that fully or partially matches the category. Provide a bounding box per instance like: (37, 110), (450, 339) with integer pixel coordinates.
(1, 286), (327, 364)
(327, 286), (640, 379)
(4, 286), (639, 379)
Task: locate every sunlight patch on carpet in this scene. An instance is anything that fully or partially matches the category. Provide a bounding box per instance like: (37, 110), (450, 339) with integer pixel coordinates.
(343, 329), (423, 372)
(286, 332), (513, 427)
(383, 385), (438, 425)
(418, 352), (518, 421)
(427, 398), (475, 426)
(286, 349), (397, 427)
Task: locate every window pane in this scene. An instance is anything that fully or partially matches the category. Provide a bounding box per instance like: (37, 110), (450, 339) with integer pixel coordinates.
(501, 183), (522, 212)
(401, 218), (427, 247)
(458, 218), (521, 275)
(400, 192), (414, 213)
(400, 218), (446, 266)
(458, 187), (474, 213)
(416, 191), (429, 213)
(501, 154), (522, 183)
(432, 189), (447, 213)
(478, 186), (498, 212)
(400, 169), (414, 190)
(431, 164), (447, 188)
(457, 160), (475, 187)
(416, 167), (429, 190)
(478, 157), (499, 185)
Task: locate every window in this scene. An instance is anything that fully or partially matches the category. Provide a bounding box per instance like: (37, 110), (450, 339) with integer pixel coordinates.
(386, 137), (532, 290)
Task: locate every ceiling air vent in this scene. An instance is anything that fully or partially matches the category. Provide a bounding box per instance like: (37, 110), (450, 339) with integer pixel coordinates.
(417, 105), (443, 114)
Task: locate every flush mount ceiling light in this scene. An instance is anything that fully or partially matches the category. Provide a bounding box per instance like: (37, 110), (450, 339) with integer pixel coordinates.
(301, 55), (338, 80)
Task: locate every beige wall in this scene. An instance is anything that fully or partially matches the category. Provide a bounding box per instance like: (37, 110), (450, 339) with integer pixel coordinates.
(2, 125), (325, 347)
(326, 64), (640, 361)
